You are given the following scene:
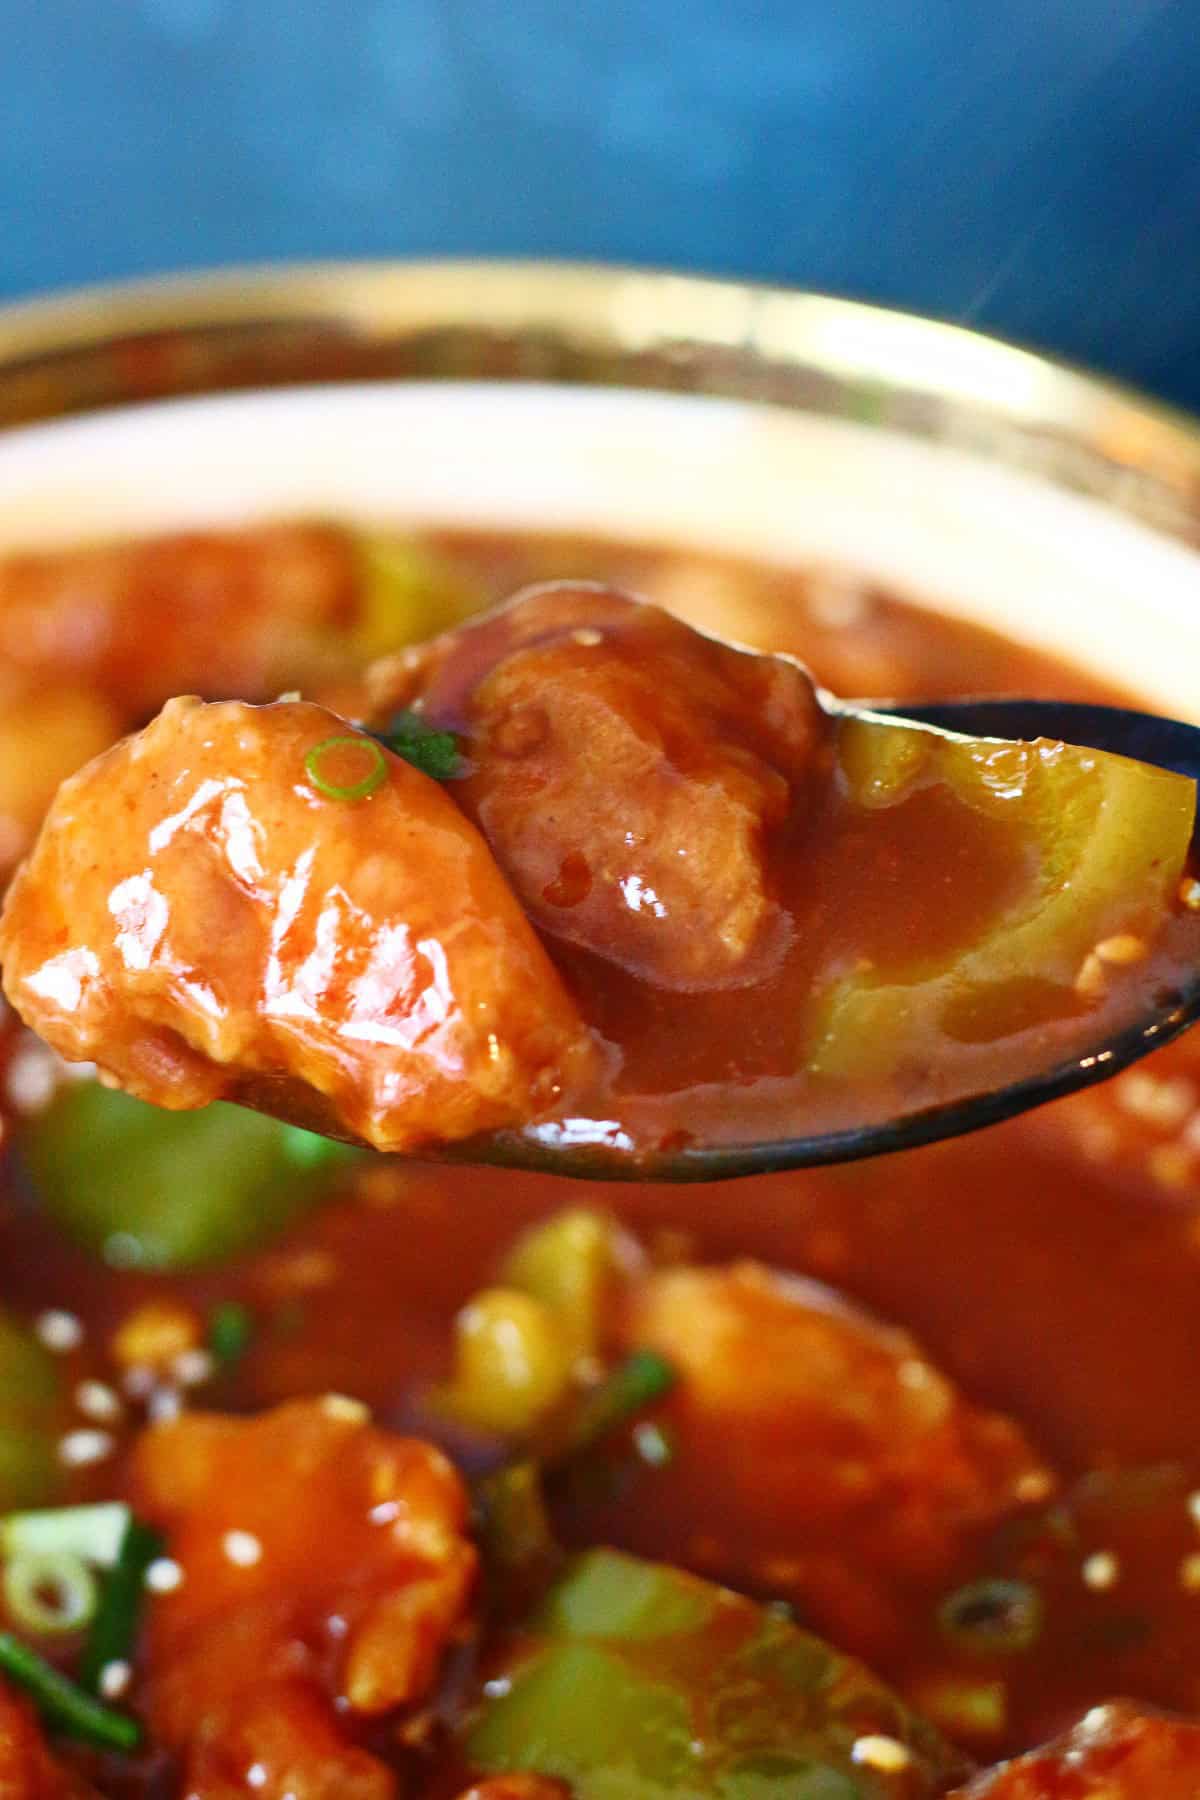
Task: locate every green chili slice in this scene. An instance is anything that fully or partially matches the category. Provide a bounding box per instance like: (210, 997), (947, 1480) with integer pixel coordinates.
(80, 1517), (163, 1694)
(937, 1577), (1043, 1655)
(304, 734), (387, 802)
(2, 1551), (97, 1636)
(0, 1632), (140, 1750)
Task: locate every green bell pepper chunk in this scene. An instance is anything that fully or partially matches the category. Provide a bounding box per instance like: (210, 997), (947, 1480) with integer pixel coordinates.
(354, 533), (484, 658)
(22, 1083), (360, 1272)
(467, 1550), (966, 1797)
(0, 1311), (63, 1510)
(809, 716), (1196, 1079)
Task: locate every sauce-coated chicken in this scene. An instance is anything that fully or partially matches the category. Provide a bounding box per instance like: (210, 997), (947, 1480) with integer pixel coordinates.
(0, 697), (597, 1153)
(365, 585), (828, 990)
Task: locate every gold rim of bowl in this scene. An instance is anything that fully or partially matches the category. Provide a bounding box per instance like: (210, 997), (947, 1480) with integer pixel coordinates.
(0, 258), (1197, 545)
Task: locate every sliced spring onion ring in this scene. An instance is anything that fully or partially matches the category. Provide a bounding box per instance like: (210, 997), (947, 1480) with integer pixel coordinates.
(304, 734), (387, 802)
(1, 1503), (130, 1569)
(3, 1551), (97, 1636)
(937, 1576), (1043, 1655)
(0, 1631), (140, 1750)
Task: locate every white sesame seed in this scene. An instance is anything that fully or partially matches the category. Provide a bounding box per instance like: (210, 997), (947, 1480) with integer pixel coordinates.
(1180, 1552), (1200, 1593)
(35, 1310), (84, 1354)
(121, 1364), (157, 1400)
(6, 1045), (62, 1115)
(145, 1558), (184, 1594)
(1014, 1469), (1057, 1505)
(275, 690), (301, 704)
(1180, 877), (1200, 911)
(246, 1765), (268, 1790)
(369, 1501), (400, 1525)
(146, 1386), (183, 1425)
(171, 1349), (215, 1389)
(98, 1660), (132, 1700)
(571, 628), (604, 647)
(1094, 934), (1148, 966)
(1080, 1704), (1114, 1735)
(75, 1380), (123, 1424)
(222, 1530), (262, 1568)
(1116, 1070), (1197, 1131)
(1074, 952), (1108, 1000)
(1081, 1550), (1120, 1591)
(851, 1735), (912, 1773)
(58, 1429), (115, 1468)
(320, 1394), (369, 1425)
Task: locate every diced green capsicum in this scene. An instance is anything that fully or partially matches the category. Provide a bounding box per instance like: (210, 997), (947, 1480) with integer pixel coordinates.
(467, 1549), (967, 1797)
(354, 533), (484, 658)
(808, 716), (1196, 1079)
(0, 1311), (63, 1510)
(21, 1082), (360, 1272)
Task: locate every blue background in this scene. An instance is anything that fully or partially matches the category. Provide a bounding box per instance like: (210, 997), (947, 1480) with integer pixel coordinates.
(4, 1), (1200, 409)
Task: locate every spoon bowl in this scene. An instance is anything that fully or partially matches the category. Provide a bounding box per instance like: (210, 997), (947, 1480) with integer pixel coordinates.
(449, 697), (1200, 1183)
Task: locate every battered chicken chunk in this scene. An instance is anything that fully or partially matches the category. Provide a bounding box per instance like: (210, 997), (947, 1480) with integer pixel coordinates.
(0, 696), (597, 1152)
(0, 525), (355, 714)
(131, 1400), (476, 1800)
(364, 585), (828, 990)
(952, 1702), (1200, 1798)
(621, 1262), (1054, 1661)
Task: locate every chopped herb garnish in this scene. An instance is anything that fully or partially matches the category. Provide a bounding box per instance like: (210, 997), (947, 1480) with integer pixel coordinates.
(207, 1301), (253, 1367)
(304, 734), (387, 802)
(0, 1632), (141, 1750)
(558, 1350), (676, 1463)
(1, 1503), (130, 1569)
(3, 1551), (97, 1636)
(81, 1517), (163, 1694)
(937, 1576), (1043, 1655)
(373, 709), (463, 781)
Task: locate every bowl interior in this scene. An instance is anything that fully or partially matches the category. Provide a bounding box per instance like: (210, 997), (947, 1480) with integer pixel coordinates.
(0, 378), (1197, 718)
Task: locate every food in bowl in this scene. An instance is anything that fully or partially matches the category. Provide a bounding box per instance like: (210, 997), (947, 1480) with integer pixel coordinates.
(2, 579), (1195, 1164)
(0, 521), (1198, 1797)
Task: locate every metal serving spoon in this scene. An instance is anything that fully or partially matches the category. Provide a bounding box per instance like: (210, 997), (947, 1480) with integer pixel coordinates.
(449, 699), (1200, 1184)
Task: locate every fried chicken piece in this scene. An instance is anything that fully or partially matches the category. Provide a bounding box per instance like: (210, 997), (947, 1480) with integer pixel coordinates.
(0, 525), (355, 714)
(953, 1702), (1200, 1798)
(620, 1261), (1054, 1662)
(0, 696), (597, 1152)
(362, 585), (828, 991)
(130, 1399), (477, 1800)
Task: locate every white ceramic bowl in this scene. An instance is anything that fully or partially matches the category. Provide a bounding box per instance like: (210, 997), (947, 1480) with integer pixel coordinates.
(0, 262), (1197, 716)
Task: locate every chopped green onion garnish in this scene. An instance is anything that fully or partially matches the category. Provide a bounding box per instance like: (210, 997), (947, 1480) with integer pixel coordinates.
(1, 1503), (130, 1570)
(558, 1350), (676, 1463)
(207, 1301), (253, 1367)
(304, 734), (388, 802)
(0, 1632), (140, 1750)
(373, 709), (463, 781)
(937, 1577), (1043, 1655)
(80, 1517), (163, 1695)
(3, 1552), (97, 1636)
